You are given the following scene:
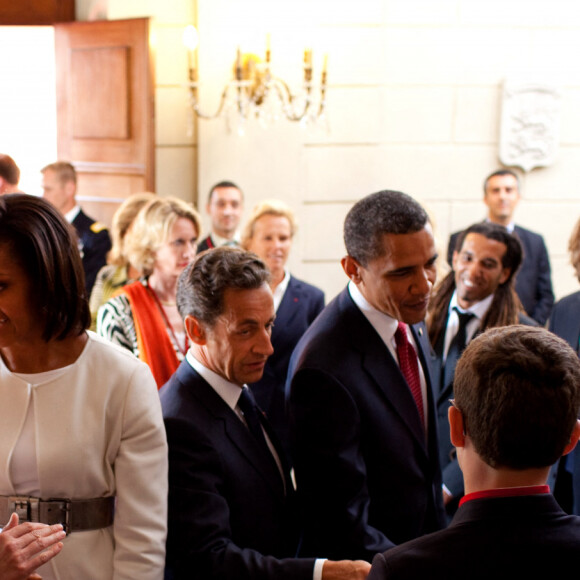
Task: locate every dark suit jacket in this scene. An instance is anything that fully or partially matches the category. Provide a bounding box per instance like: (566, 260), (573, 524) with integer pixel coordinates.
(549, 290), (580, 516)
(250, 276), (324, 459)
(368, 494), (580, 579)
(286, 288), (445, 562)
(447, 225), (554, 325)
(72, 209), (111, 295)
(196, 235), (214, 253)
(160, 361), (315, 580)
(433, 307), (538, 502)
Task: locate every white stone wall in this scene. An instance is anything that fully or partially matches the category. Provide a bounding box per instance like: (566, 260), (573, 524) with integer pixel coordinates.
(81, 0), (580, 304)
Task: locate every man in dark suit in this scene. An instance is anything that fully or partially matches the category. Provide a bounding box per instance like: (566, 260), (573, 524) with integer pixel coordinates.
(447, 169), (554, 325)
(287, 190), (446, 562)
(197, 180), (243, 252)
(160, 247), (370, 580)
(428, 222), (536, 515)
(41, 161), (111, 295)
(368, 325), (580, 579)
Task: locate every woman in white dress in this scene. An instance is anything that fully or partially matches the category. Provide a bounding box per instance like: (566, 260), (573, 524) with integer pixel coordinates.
(0, 194), (167, 580)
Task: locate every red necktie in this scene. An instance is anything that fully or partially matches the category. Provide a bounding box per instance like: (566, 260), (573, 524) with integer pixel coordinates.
(394, 322), (425, 430)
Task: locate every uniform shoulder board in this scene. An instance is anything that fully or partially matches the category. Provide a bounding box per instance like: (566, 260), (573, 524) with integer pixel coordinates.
(90, 221), (108, 234)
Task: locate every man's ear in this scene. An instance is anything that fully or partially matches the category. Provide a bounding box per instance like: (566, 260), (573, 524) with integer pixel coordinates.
(341, 255), (362, 284)
(185, 315), (206, 345)
(449, 404), (466, 448)
(562, 420), (580, 456)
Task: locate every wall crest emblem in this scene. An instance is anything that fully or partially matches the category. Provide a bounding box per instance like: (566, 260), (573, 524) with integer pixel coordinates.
(499, 81), (561, 172)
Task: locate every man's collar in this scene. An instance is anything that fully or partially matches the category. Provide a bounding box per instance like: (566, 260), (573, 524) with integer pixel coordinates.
(450, 290), (494, 319)
(348, 281), (398, 339)
(210, 231), (240, 247)
(485, 217), (515, 233)
(64, 205), (81, 224)
(186, 350), (242, 411)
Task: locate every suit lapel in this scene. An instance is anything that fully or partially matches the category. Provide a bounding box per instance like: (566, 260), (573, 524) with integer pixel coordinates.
(275, 277), (302, 328)
(340, 292), (428, 452)
(179, 364), (287, 497)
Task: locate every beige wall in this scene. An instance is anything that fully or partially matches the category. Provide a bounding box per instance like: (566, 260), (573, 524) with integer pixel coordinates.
(79, 0), (580, 304)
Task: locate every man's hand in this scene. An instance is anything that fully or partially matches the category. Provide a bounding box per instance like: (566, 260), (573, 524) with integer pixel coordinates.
(0, 513), (65, 580)
(322, 559), (371, 580)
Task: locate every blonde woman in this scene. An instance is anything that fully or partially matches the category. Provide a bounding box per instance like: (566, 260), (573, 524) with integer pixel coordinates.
(241, 199), (324, 455)
(89, 192), (156, 327)
(97, 196), (201, 388)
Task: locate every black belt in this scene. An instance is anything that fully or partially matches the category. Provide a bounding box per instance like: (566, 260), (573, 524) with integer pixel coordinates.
(0, 495), (115, 535)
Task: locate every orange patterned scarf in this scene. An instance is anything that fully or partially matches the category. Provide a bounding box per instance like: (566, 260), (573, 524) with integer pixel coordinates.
(123, 281), (180, 389)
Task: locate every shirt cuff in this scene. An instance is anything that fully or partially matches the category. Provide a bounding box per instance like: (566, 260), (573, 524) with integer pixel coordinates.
(442, 483), (453, 498)
(314, 558), (327, 580)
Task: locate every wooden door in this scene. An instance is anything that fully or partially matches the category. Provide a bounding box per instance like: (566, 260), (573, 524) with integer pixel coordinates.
(0, 0), (74, 24)
(55, 18), (155, 225)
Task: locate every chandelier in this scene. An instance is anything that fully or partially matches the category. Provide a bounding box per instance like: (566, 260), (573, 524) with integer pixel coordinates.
(182, 26), (328, 134)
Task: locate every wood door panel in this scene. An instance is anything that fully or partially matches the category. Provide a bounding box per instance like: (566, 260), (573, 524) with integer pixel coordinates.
(71, 46), (130, 139)
(55, 18), (154, 226)
(77, 175), (149, 226)
(0, 0), (74, 24)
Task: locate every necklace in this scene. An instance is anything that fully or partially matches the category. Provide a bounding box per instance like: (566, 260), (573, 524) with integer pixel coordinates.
(147, 285), (188, 356)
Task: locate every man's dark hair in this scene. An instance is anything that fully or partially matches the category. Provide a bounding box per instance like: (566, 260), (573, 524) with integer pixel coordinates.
(428, 222), (523, 348)
(0, 193), (90, 341)
(454, 325), (580, 469)
(177, 246), (270, 327)
(344, 190), (429, 267)
(483, 169), (520, 195)
(0, 154), (20, 185)
(207, 180), (243, 203)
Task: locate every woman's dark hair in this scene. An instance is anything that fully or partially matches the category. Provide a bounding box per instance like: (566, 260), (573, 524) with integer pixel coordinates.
(0, 194), (90, 341)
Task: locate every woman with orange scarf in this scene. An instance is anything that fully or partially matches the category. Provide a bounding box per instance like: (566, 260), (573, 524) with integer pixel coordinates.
(97, 196), (201, 387)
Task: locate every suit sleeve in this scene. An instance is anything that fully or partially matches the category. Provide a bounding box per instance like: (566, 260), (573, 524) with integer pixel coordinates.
(529, 236), (554, 325)
(164, 415), (315, 580)
(289, 368), (395, 561)
(367, 552), (393, 580)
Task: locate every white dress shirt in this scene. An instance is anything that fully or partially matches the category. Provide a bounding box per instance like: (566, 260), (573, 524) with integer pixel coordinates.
(442, 291), (494, 363)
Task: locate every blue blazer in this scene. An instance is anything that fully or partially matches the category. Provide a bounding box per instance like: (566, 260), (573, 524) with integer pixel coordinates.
(286, 288), (445, 562)
(250, 275), (324, 459)
(160, 362), (315, 580)
(549, 290), (580, 516)
(448, 225), (554, 325)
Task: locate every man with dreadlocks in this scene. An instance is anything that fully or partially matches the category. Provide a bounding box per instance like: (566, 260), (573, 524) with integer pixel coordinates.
(427, 221), (536, 518)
